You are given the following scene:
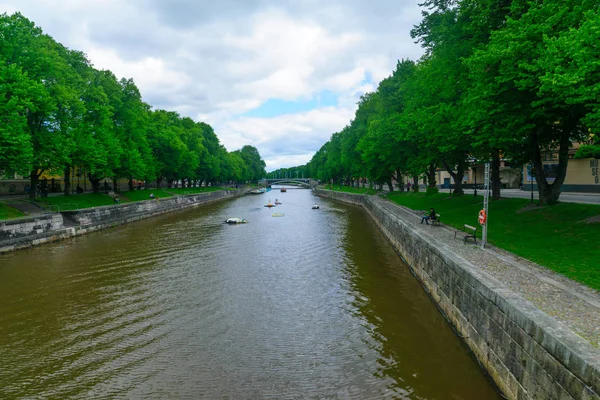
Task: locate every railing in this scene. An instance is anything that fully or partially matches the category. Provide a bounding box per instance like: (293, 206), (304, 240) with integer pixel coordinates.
(41, 204), (59, 214)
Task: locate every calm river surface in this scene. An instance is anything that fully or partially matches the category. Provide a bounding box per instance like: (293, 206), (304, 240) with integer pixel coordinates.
(0, 188), (501, 399)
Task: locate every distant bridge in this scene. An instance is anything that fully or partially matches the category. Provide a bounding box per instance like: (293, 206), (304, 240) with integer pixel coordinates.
(263, 178), (315, 188)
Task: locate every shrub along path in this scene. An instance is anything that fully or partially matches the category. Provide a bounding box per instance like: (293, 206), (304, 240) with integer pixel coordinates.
(372, 195), (600, 348)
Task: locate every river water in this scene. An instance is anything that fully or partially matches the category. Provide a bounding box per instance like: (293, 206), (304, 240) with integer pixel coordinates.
(0, 188), (501, 399)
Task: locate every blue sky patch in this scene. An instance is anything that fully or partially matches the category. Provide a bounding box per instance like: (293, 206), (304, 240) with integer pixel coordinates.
(243, 91), (338, 118)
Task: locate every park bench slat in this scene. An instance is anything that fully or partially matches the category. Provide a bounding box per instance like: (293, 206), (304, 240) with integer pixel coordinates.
(454, 224), (477, 244)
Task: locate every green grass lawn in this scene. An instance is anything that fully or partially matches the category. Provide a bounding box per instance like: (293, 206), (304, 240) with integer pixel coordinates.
(0, 203), (25, 219)
(119, 189), (174, 201)
(383, 191), (600, 291)
(27, 187), (225, 211)
(321, 184), (380, 195)
(34, 193), (117, 210)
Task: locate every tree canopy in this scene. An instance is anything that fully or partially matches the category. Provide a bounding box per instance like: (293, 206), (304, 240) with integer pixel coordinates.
(0, 12), (266, 197)
(304, 0), (599, 205)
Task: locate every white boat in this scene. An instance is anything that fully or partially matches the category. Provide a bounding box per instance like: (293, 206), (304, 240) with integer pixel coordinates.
(312, 205), (320, 209)
(272, 212), (285, 217)
(247, 188), (266, 194)
(225, 218), (248, 224)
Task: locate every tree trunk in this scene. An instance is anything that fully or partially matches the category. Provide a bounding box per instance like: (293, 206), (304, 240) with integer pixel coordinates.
(444, 160), (465, 196)
(112, 177), (119, 193)
(88, 173), (102, 193)
(156, 177), (161, 189)
(531, 129), (570, 205)
(427, 163), (437, 189)
(387, 178), (394, 192)
(29, 169), (41, 200)
(64, 166), (71, 196)
(167, 179), (174, 188)
(128, 177), (134, 191)
(491, 149), (501, 200)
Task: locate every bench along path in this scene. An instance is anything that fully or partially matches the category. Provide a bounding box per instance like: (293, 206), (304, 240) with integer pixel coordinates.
(378, 198), (600, 348)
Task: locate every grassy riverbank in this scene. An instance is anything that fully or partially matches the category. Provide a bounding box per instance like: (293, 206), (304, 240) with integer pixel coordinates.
(382, 191), (600, 291)
(324, 184), (380, 195)
(0, 202), (25, 219)
(0, 187), (231, 219)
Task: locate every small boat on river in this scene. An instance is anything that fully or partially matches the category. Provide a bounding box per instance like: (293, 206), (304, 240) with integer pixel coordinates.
(312, 205), (320, 209)
(272, 212), (285, 217)
(264, 200), (276, 208)
(247, 188), (266, 194)
(280, 188), (287, 192)
(275, 199), (282, 205)
(225, 218), (248, 224)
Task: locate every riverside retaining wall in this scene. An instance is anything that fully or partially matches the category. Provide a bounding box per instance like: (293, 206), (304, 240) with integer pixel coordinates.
(0, 190), (241, 254)
(315, 189), (599, 400)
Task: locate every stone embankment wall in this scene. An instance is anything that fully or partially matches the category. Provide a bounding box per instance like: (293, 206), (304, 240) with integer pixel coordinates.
(0, 190), (240, 254)
(315, 189), (599, 400)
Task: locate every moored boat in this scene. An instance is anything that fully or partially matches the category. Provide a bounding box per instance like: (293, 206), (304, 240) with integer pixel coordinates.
(225, 218), (248, 224)
(247, 188), (266, 194)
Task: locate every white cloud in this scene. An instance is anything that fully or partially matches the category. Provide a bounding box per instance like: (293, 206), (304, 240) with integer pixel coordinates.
(1, 0), (425, 171)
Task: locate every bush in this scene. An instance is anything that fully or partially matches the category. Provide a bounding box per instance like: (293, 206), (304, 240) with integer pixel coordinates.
(426, 186), (439, 195)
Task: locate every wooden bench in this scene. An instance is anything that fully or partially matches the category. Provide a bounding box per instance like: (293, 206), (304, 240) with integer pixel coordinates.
(454, 224), (477, 244)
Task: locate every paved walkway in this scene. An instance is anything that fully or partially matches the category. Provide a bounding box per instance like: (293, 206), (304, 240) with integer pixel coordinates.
(377, 198), (600, 348)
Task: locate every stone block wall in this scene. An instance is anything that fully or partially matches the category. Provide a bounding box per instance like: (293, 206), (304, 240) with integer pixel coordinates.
(314, 189), (600, 400)
(1, 190), (241, 254)
(0, 214), (64, 240)
(62, 190), (233, 228)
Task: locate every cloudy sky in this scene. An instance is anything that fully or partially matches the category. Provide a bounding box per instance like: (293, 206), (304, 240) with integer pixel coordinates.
(1, 1), (425, 171)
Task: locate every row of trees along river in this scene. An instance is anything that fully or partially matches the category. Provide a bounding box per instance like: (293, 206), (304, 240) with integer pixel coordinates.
(0, 13), (267, 199)
(292, 0), (600, 206)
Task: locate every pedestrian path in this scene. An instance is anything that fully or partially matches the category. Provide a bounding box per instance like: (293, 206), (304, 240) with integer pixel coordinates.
(379, 199), (600, 348)
(0, 197), (45, 217)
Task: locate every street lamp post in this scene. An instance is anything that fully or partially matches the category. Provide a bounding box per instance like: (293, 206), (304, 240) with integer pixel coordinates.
(474, 167), (477, 196)
(529, 164), (535, 204)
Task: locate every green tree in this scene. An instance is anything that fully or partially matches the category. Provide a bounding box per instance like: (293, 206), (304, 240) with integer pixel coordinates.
(467, 0), (594, 204)
(0, 62), (36, 175)
(0, 13), (79, 198)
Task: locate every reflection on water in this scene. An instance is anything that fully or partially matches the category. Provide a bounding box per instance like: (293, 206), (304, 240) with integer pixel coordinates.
(0, 188), (501, 399)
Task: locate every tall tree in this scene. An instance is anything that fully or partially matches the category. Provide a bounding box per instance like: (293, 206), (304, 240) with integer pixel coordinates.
(467, 0), (593, 204)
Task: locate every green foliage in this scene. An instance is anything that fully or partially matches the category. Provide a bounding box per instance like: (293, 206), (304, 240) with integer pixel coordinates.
(0, 12), (266, 196)
(575, 145), (600, 159)
(304, 0), (600, 206)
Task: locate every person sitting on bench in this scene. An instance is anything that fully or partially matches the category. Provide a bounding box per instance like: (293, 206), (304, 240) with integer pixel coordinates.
(421, 208), (436, 225)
